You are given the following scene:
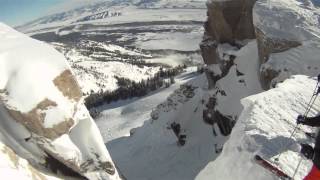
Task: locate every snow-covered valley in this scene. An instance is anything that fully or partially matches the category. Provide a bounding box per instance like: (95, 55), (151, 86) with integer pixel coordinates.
(17, 0), (207, 95)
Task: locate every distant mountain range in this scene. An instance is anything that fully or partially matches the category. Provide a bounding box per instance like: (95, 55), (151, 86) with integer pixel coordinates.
(16, 0), (206, 34)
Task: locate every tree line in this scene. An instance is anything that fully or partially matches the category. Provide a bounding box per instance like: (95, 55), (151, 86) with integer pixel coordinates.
(85, 65), (186, 117)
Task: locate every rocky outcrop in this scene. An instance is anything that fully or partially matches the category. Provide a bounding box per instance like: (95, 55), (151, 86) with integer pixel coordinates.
(201, 0), (257, 88)
(0, 23), (120, 180)
(205, 0), (256, 43)
(201, 0), (320, 136)
(253, 0), (320, 89)
(200, 0), (259, 137)
(255, 28), (301, 88)
(203, 97), (235, 136)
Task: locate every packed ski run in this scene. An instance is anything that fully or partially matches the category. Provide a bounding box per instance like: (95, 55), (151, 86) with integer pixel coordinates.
(1, 0), (320, 179)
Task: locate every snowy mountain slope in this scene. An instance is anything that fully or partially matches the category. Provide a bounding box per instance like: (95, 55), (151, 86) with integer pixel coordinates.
(96, 67), (200, 142)
(96, 40), (263, 180)
(194, 0), (320, 179)
(16, 0), (206, 95)
(105, 73), (230, 180)
(51, 41), (160, 94)
(0, 23), (120, 179)
(197, 75), (319, 180)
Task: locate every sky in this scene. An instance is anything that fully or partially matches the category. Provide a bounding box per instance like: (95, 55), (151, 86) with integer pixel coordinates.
(0, 0), (103, 27)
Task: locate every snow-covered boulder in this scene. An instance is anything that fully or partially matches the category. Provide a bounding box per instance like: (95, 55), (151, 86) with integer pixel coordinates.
(197, 75), (319, 180)
(253, 0), (320, 89)
(0, 23), (120, 180)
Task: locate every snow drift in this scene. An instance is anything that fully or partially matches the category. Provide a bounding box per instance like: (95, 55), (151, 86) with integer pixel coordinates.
(0, 23), (120, 180)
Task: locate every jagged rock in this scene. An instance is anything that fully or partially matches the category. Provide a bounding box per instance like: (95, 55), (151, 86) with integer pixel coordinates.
(213, 111), (235, 136)
(203, 97), (235, 136)
(201, 0), (256, 88)
(205, 0), (257, 43)
(255, 27), (301, 89)
(200, 36), (218, 65)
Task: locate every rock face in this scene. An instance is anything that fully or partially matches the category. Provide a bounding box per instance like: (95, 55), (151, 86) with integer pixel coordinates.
(253, 0), (320, 89)
(197, 0), (320, 179)
(201, 0), (320, 138)
(201, 0), (257, 88)
(197, 75), (316, 180)
(200, 0), (258, 136)
(0, 23), (120, 180)
(205, 0), (256, 43)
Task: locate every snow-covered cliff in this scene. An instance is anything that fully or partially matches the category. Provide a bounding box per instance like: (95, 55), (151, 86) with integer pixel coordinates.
(196, 0), (320, 179)
(197, 75), (318, 180)
(0, 23), (120, 180)
(254, 0), (320, 89)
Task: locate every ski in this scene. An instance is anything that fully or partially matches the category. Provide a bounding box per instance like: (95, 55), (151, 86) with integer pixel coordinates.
(254, 155), (292, 180)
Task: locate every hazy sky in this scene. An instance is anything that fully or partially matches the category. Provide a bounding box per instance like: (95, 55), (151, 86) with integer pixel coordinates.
(0, 0), (103, 27)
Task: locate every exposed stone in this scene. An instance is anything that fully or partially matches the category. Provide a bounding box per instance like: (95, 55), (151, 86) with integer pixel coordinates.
(203, 98), (235, 136)
(255, 28), (301, 65)
(255, 27), (301, 89)
(213, 111), (235, 136)
(204, 55), (236, 89)
(53, 70), (82, 101)
(200, 37), (218, 65)
(205, 0), (257, 43)
(234, 0), (257, 40)
(43, 148), (86, 179)
(203, 97), (217, 125)
(6, 98), (74, 140)
(201, 0), (255, 89)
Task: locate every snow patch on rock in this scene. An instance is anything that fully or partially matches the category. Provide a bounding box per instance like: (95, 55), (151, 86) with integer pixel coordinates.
(0, 23), (120, 180)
